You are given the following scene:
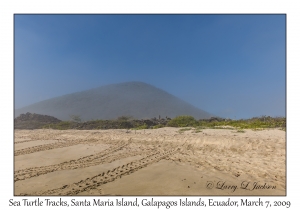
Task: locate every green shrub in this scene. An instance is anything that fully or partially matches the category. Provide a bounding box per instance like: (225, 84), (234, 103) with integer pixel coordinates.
(198, 116), (286, 130)
(153, 124), (164, 129)
(167, 116), (198, 127)
(43, 121), (73, 130)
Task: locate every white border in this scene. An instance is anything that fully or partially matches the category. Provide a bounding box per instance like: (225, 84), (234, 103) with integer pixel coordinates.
(1, 0), (298, 209)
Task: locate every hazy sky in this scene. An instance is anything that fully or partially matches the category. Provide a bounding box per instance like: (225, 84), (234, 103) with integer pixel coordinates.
(14, 14), (285, 119)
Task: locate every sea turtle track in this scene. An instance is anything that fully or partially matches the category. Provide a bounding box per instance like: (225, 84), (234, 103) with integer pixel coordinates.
(14, 139), (99, 156)
(25, 147), (180, 196)
(14, 141), (133, 182)
(14, 139), (57, 144)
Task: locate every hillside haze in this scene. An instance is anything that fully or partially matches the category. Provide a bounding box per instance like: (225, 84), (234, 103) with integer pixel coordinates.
(15, 82), (213, 121)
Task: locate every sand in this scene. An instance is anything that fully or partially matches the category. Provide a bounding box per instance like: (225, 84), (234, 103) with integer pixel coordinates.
(14, 127), (286, 196)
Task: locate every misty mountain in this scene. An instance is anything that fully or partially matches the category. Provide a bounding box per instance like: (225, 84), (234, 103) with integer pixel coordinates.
(15, 81), (214, 121)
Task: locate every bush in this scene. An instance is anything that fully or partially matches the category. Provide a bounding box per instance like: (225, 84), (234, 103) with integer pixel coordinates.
(167, 116), (198, 127)
(43, 121), (73, 130)
(153, 124), (164, 129)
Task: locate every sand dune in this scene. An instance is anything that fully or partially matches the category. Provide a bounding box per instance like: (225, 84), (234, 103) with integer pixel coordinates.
(14, 128), (285, 196)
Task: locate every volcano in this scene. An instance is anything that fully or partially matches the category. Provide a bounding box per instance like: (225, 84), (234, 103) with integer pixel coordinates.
(15, 81), (214, 121)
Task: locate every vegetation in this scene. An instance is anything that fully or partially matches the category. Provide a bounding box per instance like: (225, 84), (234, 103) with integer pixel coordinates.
(178, 127), (192, 134)
(280, 127), (286, 132)
(197, 116), (286, 130)
(117, 116), (133, 121)
(17, 113), (285, 131)
(236, 129), (245, 133)
(153, 124), (164, 129)
(39, 116), (286, 130)
(131, 124), (148, 130)
(45, 121), (74, 130)
(180, 127), (192, 131)
(14, 112), (62, 129)
(193, 126), (203, 133)
(167, 116), (198, 127)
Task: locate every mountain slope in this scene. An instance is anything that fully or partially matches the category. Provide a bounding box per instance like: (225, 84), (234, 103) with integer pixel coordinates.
(15, 81), (213, 120)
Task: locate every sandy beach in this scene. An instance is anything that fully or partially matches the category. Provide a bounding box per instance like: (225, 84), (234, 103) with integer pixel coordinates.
(14, 127), (285, 196)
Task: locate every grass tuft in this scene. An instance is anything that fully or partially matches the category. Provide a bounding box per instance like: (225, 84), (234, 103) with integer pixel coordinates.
(131, 124), (148, 130)
(236, 129), (245, 133)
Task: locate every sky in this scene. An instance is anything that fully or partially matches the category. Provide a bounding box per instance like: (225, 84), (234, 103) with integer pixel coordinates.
(14, 14), (286, 119)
